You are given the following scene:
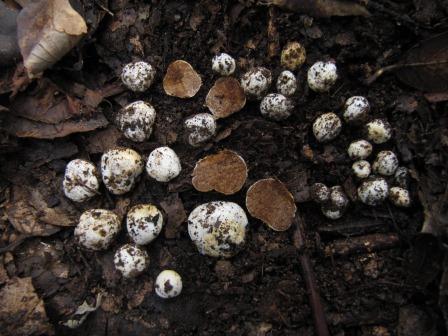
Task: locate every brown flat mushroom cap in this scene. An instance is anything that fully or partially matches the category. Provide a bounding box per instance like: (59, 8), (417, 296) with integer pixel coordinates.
(246, 178), (297, 231)
(192, 150), (247, 195)
(205, 77), (246, 119)
(163, 60), (202, 98)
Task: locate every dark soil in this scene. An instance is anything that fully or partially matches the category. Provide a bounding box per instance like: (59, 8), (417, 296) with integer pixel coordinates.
(1, 0), (448, 335)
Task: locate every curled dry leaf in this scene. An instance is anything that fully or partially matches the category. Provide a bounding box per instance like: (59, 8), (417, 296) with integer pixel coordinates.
(206, 77), (246, 119)
(0, 277), (54, 336)
(17, 0), (88, 78)
(6, 184), (79, 236)
(246, 178), (297, 231)
(163, 60), (202, 98)
(192, 150), (248, 195)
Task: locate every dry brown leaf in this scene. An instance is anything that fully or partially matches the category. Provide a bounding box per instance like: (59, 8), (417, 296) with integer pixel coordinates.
(85, 126), (122, 154)
(246, 178), (297, 231)
(163, 60), (202, 98)
(0, 2), (20, 66)
(261, 0), (370, 17)
(6, 184), (79, 236)
(3, 113), (108, 139)
(206, 77), (246, 119)
(17, 0), (87, 78)
(192, 150), (248, 195)
(0, 277), (54, 336)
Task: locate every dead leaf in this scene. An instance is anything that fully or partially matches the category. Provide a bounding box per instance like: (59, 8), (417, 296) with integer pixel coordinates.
(0, 277), (54, 336)
(63, 292), (102, 329)
(160, 193), (187, 239)
(17, 0), (88, 77)
(3, 113), (108, 139)
(163, 60), (202, 98)
(395, 32), (448, 92)
(6, 184), (79, 236)
(192, 150), (248, 195)
(85, 126), (122, 154)
(261, 0), (370, 17)
(206, 77), (246, 119)
(246, 178), (297, 231)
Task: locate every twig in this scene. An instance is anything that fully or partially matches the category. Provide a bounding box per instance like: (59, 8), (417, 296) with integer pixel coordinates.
(293, 215), (330, 336)
(267, 6), (280, 59)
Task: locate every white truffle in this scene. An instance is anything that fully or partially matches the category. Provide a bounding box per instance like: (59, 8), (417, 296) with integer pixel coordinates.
(372, 151), (399, 176)
(126, 204), (164, 245)
(276, 70), (297, 96)
(241, 67), (272, 99)
(389, 187), (411, 207)
(63, 159), (100, 202)
(121, 61), (156, 92)
(312, 112), (342, 142)
(347, 140), (373, 160)
(330, 186), (349, 209)
(212, 53), (236, 76)
(357, 177), (389, 206)
(188, 201), (248, 258)
(343, 96), (370, 122)
(155, 270), (183, 299)
(74, 209), (121, 250)
(114, 244), (149, 278)
(352, 160), (371, 179)
(307, 61), (338, 92)
(311, 183), (330, 203)
(146, 146), (181, 182)
(184, 113), (217, 147)
(116, 101), (156, 142)
(321, 205), (343, 220)
(366, 119), (392, 144)
(101, 148), (144, 195)
(260, 93), (293, 121)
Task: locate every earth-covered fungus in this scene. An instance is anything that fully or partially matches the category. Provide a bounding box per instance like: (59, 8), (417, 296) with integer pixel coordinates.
(357, 177), (389, 206)
(116, 101), (156, 142)
(307, 61), (338, 92)
(155, 270), (183, 299)
(241, 67), (272, 99)
(343, 96), (370, 123)
(121, 61), (156, 92)
(101, 148), (144, 195)
(126, 204), (164, 245)
(352, 160), (371, 179)
(347, 140), (373, 160)
(389, 187), (411, 207)
(188, 201), (248, 257)
(184, 113), (217, 147)
(212, 53), (236, 76)
(74, 209), (121, 250)
(276, 70), (297, 96)
(114, 244), (149, 278)
(63, 159), (100, 202)
(280, 41), (306, 71)
(146, 147), (182, 182)
(312, 112), (342, 142)
(372, 150), (399, 176)
(366, 119), (392, 144)
(311, 183), (330, 203)
(260, 93), (294, 121)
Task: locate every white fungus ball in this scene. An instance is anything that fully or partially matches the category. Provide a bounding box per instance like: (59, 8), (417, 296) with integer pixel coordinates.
(357, 177), (389, 206)
(155, 270), (183, 299)
(343, 96), (370, 122)
(311, 183), (330, 203)
(188, 201), (248, 258)
(389, 187), (411, 208)
(212, 53), (236, 76)
(366, 119), (392, 144)
(74, 209), (121, 250)
(276, 70), (297, 96)
(114, 244), (149, 278)
(313, 112), (342, 142)
(347, 140), (373, 160)
(260, 93), (294, 121)
(330, 186), (349, 209)
(121, 61), (156, 92)
(352, 160), (371, 179)
(101, 148), (144, 195)
(116, 101), (156, 142)
(321, 205), (343, 220)
(63, 159), (100, 202)
(241, 67), (272, 99)
(126, 204), (164, 245)
(307, 61), (338, 93)
(372, 151), (399, 176)
(146, 146), (181, 182)
(184, 113), (217, 147)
